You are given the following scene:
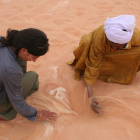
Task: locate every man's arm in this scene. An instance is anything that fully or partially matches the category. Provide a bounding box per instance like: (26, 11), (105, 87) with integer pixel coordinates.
(87, 85), (102, 114)
(84, 42), (104, 113)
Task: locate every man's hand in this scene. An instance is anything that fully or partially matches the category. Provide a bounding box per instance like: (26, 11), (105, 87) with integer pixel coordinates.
(37, 110), (58, 123)
(87, 84), (102, 114)
(90, 97), (102, 114)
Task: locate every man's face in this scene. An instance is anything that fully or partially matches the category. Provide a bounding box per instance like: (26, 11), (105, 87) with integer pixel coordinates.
(108, 40), (127, 50)
(18, 48), (40, 62)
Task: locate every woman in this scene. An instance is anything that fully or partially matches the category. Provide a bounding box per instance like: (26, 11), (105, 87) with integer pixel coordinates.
(0, 28), (57, 122)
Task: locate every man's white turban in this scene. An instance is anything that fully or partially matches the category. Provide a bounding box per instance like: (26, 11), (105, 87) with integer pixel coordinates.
(104, 15), (136, 44)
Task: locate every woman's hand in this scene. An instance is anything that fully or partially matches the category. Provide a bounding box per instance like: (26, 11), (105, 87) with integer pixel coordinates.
(37, 110), (58, 122)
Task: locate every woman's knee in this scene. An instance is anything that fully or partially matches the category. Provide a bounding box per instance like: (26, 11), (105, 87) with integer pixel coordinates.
(22, 71), (38, 84)
(26, 71), (38, 79)
(21, 71), (39, 96)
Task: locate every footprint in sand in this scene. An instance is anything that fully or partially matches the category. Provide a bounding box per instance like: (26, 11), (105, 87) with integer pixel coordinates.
(52, 19), (65, 25)
(63, 27), (83, 37)
(34, 15), (51, 22)
(26, 4), (34, 9)
(68, 5), (85, 17)
(2, 14), (12, 19)
(0, 136), (11, 140)
(51, 39), (62, 44)
(0, 0), (11, 3)
(75, 7), (85, 11)
(74, 12), (85, 17)
(9, 16), (23, 21)
(11, 6), (24, 11)
(115, 2), (122, 5)
(43, 27), (53, 32)
(52, 19), (71, 25)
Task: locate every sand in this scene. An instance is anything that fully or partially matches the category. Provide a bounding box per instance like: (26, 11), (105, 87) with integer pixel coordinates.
(0, 0), (140, 140)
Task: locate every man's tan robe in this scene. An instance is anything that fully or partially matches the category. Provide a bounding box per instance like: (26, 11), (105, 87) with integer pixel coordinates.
(68, 25), (140, 85)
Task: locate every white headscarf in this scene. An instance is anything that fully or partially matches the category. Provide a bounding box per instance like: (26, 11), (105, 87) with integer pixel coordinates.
(104, 15), (136, 44)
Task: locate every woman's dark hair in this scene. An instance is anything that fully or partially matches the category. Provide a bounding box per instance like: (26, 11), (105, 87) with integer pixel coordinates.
(0, 28), (49, 56)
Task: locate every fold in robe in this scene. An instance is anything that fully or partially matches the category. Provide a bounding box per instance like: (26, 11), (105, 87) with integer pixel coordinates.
(68, 25), (140, 85)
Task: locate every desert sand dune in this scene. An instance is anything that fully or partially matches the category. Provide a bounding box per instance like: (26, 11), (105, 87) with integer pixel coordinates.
(0, 0), (140, 140)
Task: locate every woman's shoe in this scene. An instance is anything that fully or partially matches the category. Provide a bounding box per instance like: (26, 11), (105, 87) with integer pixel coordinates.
(0, 118), (5, 121)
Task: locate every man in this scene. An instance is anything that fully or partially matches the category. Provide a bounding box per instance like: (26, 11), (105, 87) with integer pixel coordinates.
(0, 28), (57, 122)
(68, 15), (140, 114)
